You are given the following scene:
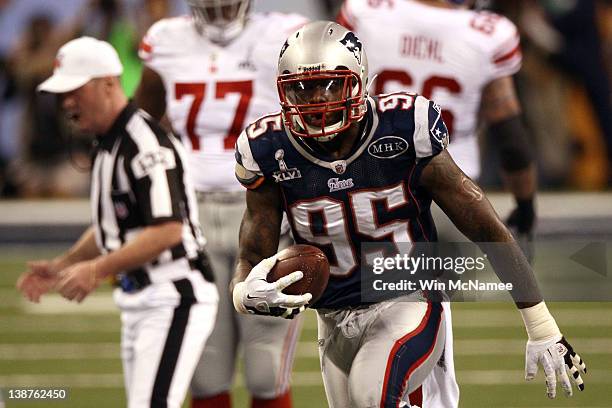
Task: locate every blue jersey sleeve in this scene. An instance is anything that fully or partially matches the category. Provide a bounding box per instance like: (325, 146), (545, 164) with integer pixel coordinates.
(412, 95), (449, 160)
(235, 130), (265, 189)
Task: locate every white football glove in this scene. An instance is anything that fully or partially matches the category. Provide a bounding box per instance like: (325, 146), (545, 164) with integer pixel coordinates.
(233, 255), (312, 319)
(525, 335), (586, 398)
(521, 302), (587, 398)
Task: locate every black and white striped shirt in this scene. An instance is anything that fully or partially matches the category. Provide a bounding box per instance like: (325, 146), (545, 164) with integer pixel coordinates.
(91, 102), (205, 281)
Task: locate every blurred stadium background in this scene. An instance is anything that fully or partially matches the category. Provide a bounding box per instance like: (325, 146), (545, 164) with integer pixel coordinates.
(1, 0), (612, 407)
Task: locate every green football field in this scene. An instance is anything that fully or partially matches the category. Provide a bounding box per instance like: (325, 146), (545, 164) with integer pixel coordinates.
(1, 245), (611, 407)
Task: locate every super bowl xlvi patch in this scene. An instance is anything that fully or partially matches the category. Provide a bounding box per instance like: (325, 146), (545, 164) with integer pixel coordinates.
(238, 45), (256, 71)
(272, 149), (302, 183)
(368, 136), (409, 159)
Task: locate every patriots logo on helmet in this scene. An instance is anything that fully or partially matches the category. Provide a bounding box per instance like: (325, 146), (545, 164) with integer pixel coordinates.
(279, 39), (289, 59)
(339, 32), (363, 65)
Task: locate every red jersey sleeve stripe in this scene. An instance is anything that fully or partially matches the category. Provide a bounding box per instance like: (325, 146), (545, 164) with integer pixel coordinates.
(493, 43), (521, 65)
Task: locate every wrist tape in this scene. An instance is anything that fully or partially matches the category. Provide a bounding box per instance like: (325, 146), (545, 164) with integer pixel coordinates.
(232, 281), (248, 314)
(519, 301), (562, 341)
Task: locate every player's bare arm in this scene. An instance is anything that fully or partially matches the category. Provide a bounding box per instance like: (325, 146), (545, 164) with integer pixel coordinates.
(234, 180), (283, 284)
(232, 180), (311, 318)
(481, 76), (537, 235)
(56, 221), (183, 302)
(134, 66), (167, 121)
(421, 150), (541, 306)
(421, 150), (586, 398)
(480, 76), (521, 123)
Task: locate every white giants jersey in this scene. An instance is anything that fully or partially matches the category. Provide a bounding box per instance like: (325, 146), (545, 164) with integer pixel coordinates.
(140, 13), (307, 192)
(338, 0), (522, 178)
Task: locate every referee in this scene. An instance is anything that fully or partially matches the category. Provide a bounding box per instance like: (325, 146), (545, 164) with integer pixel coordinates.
(16, 37), (218, 408)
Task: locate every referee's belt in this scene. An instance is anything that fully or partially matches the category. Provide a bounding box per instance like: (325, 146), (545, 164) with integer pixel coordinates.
(117, 252), (215, 293)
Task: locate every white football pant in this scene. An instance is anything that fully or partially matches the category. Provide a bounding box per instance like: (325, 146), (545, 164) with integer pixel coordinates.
(317, 296), (450, 407)
(191, 192), (301, 399)
(115, 273), (217, 408)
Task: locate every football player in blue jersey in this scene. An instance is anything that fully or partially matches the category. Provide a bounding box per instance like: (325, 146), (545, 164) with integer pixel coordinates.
(231, 21), (586, 408)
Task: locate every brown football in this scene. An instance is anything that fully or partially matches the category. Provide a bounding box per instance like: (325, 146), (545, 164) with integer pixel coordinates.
(267, 244), (330, 304)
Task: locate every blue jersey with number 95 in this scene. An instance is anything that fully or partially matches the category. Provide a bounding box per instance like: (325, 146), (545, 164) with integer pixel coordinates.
(235, 93), (449, 308)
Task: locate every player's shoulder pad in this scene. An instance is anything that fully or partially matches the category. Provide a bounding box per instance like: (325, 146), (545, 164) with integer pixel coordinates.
(235, 112), (284, 189)
(139, 15), (192, 62)
(373, 91), (418, 123)
(412, 95), (449, 159)
(470, 11), (521, 66)
(235, 129), (264, 189)
(236, 112), (284, 188)
(372, 92), (446, 158)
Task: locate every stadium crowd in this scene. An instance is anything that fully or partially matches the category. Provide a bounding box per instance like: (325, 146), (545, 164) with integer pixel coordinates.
(0, 0), (611, 198)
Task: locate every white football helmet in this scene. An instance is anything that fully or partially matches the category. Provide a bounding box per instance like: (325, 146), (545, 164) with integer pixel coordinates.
(186, 0), (250, 44)
(277, 21), (368, 141)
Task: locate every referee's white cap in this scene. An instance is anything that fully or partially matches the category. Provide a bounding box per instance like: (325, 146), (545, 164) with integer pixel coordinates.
(37, 36), (123, 94)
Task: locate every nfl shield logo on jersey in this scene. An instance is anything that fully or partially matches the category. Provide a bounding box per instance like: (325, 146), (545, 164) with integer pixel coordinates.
(331, 160), (347, 174)
(114, 201), (129, 219)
